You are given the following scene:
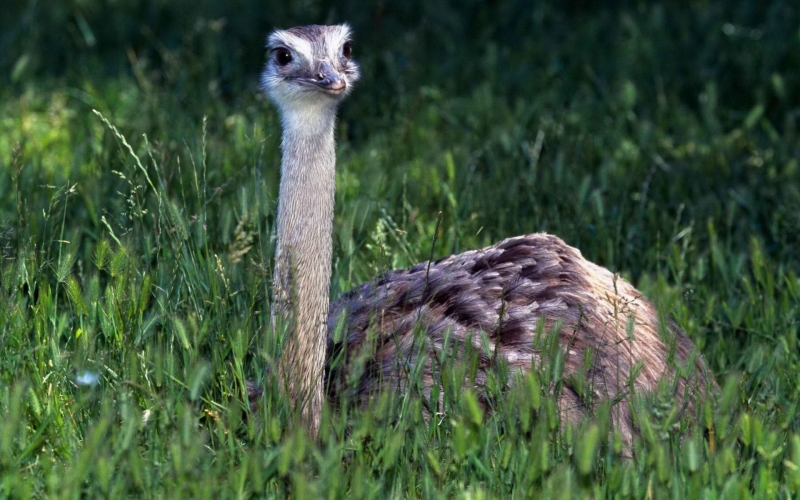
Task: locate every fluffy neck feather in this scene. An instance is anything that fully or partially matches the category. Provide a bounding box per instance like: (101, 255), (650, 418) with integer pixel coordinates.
(273, 102), (338, 437)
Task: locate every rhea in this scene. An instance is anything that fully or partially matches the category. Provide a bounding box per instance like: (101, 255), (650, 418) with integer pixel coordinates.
(261, 24), (716, 444)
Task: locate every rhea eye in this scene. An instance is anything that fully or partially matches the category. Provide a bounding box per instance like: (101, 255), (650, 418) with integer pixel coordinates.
(342, 41), (352, 60)
(274, 47), (292, 66)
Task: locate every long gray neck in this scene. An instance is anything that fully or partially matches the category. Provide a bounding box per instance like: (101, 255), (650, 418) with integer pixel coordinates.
(272, 104), (337, 438)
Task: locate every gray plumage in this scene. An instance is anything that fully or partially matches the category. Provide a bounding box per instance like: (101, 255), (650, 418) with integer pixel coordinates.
(327, 233), (714, 449)
(261, 24), (716, 445)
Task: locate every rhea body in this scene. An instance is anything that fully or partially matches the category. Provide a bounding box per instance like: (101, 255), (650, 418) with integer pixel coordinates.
(262, 24), (715, 442)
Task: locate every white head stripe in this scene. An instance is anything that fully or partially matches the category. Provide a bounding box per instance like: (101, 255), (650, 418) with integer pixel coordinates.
(267, 24), (352, 64)
(267, 31), (314, 64)
(324, 25), (352, 61)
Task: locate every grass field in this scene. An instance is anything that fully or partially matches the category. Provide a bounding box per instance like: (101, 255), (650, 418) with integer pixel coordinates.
(1, 1), (800, 497)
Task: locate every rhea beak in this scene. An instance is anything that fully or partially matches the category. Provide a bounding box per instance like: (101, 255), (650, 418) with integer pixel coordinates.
(312, 61), (346, 95)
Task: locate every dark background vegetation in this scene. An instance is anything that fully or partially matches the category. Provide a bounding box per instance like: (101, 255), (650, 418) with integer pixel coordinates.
(3, 1), (799, 260)
(1, 0), (799, 497)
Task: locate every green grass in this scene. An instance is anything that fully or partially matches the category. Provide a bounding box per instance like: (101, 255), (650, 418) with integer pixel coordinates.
(1, 1), (800, 497)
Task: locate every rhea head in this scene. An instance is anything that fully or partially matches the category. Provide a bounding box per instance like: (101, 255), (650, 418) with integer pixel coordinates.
(262, 24), (360, 122)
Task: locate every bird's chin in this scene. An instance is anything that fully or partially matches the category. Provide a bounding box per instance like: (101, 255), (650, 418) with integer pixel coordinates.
(320, 90), (348, 101)
(296, 80), (347, 98)
(321, 87), (346, 97)
(307, 84), (346, 99)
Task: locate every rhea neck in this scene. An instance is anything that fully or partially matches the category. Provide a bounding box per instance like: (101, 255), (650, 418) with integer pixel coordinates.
(273, 100), (339, 296)
(272, 98), (339, 437)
